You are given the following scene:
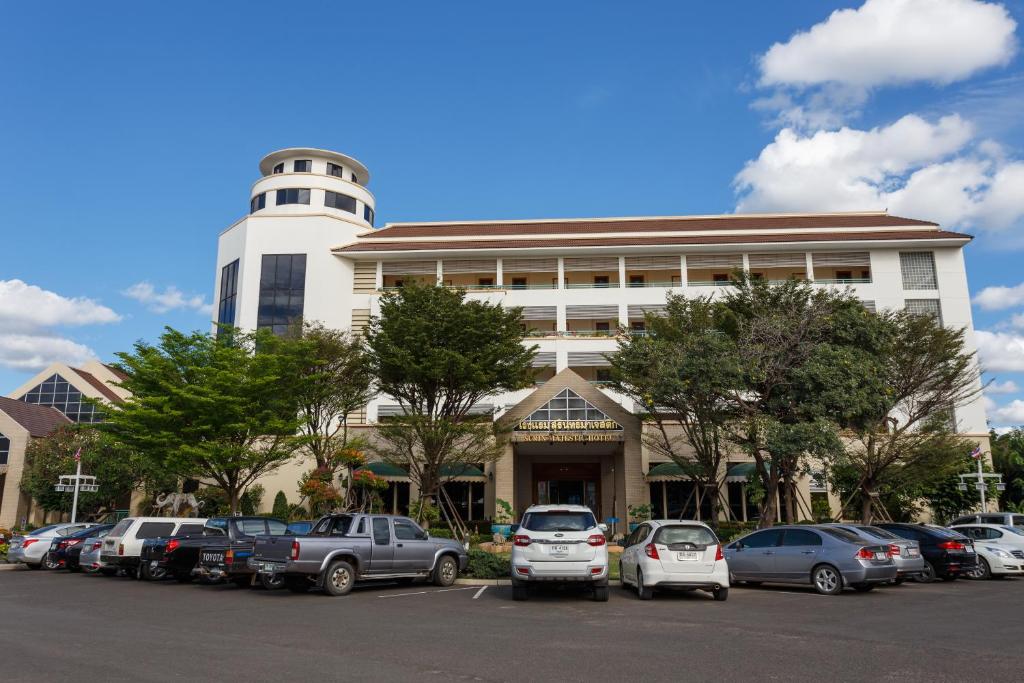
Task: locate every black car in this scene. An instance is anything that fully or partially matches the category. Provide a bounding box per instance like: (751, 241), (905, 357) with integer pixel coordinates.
(137, 521), (209, 580)
(43, 524), (114, 571)
(875, 523), (978, 581)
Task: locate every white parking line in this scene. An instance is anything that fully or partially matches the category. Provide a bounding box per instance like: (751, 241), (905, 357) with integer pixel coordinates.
(473, 586), (487, 600)
(377, 587), (477, 599)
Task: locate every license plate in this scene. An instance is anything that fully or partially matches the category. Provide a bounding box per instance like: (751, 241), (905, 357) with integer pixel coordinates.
(676, 551), (699, 561)
(965, 548), (975, 554)
(260, 562), (280, 573)
(874, 552), (887, 560)
(549, 545), (569, 555)
(908, 548), (919, 557)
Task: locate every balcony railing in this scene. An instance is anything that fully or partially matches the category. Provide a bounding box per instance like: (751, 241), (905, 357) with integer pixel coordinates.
(687, 280), (735, 287)
(523, 330), (620, 338)
(814, 277), (872, 285)
(506, 283), (557, 290)
(626, 281), (679, 288)
(566, 282), (619, 289)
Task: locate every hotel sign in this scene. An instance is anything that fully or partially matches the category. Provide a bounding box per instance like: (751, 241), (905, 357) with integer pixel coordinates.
(512, 418), (624, 443)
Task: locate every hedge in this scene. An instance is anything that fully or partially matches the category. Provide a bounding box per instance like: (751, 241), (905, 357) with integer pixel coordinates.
(465, 549), (510, 579)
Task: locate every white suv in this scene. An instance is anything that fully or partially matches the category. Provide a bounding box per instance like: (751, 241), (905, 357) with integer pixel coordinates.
(510, 505), (609, 602)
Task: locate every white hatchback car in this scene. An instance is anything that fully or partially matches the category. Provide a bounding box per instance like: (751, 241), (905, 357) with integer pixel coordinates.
(510, 505), (610, 602)
(619, 520), (730, 601)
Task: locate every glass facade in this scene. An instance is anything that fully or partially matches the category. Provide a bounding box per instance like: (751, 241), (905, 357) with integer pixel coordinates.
(276, 188), (310, 205)
(19, 374), (101, 423)
(249, 192), (266, 213)
(257, 254), (307, 335)
(217, 259), (239, 328)
(0, 433), (9, 465)
(900, 252), (938, 290)
(325, 190), (357, 214)
(326, 162), (345, 178)
(527, 389), (611, 422)
(363, 204), (374, 226)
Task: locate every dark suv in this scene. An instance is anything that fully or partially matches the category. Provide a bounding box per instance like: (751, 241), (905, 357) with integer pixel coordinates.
(875, 523), (978, 582)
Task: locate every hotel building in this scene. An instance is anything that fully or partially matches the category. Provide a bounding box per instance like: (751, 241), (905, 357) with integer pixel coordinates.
(212, 147), (988, 531)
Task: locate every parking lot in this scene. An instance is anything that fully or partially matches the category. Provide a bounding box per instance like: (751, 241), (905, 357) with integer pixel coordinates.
(1, 569), (1022, 682)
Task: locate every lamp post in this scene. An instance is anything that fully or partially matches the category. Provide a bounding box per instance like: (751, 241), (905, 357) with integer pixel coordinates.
(957, 449), (1004, 513)
(54, 448), (99, 523)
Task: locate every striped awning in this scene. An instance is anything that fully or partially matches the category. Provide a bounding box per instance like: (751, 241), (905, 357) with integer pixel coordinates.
(726, 462), (765, 483)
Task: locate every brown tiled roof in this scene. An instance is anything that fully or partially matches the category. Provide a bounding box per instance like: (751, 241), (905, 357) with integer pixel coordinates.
(335, 229), (971, 254)
(72, 368), (123, 404)
(364, 213), (937, 239)
(0, 396), (71, 437)
(103, 364), (129, 382)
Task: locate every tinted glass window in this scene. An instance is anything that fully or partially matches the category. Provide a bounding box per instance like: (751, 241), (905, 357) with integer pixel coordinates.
(1012, 515), (1024, 528)
(521, 511), (597, 532)
(257, 254), (306, 336)
(0, 433), (9, 465)
(655, 525), (717, 546)
(272, 162), (284, 174)
(109, 519), (134, 537)
(394, 519), (424, 541)
(372, 518), (390, 545)
(136, 522), (176, 540)
(330, 516), (353, 536)
(739, 530), (781, 548)
(217, 259), (239, 329)
(275, 188), (311, 205)
(1002, 525), (1024, 536)
(238, 520), (267, 536)
(783, 529), (823, 546)
(818, 527), (862, 543)
(249, 192), (266, 214)
(18, 372), (101, 423)
(293, 160), (311, 172)
(267, 520), (289, 535)
(326, 162), (345, 178)
(883, 526), (920, 541)
(363, 204), (374, 226)
(325, 190), (357, 213)
(287, 521), (313, 535)
(313, 518), (331, 535)
(176, 524), (205, 535)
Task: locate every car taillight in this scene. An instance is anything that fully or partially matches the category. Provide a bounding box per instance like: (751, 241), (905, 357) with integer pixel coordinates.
(889, 544), (901, 557)
(118, 543), (124, 556)
(855, 547), (876, 560)
(22, 539), (38, 549)
(590, 567), (602, 575)
(938, 541), (965, 551)
(69, 538), (82, 546)
(290, 540), (300, 560)
(645, 543), (660, 559)
(91, 542), (102, 551)
(225, 548), (234, 564)
(715, 544), (724, 561)
(513, 535), (532, 547)
(166, 539), (180, 554)
(57, 540), (69, 550)
(587, 534), (606, 547)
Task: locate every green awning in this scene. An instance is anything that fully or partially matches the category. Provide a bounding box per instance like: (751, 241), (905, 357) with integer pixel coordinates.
(726, 462), (765, 482)
(358, 462), (409, 481)
(439, 464), (487, 482)
(646, 462), (692, 482)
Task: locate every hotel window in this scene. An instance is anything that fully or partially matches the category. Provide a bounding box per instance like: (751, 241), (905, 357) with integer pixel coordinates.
(293, 159), (312, 173)
(712, 273), (729, 282)
(217, 259), (239, 329)
(511, 277), (527, 290)
(325, 191), (357, 213)
(900, 252), (937, 290)
(250, 192), (266, 213)
(595, 368), (612, 383)
(629, 275), (645, 287)
(257, 254), (307, 336)
(276, 188), (310, 206)
(478, 277), (494, 287)
(326, 162), (345, 178)
(19, 374), (100, 423)
(0, 433), (9, 465)
(836, 270), (853, 281)
(594, 275), (610, 288)
(631, 321), (646, 334)
(352, 172), (359, 185)
(272, 162), (284, 174)
(905, 299), (943, 326)
(363, 204), (375, 226)
(595, 322), (611, 335)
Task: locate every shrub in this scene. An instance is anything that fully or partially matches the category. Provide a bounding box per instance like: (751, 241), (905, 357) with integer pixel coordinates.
(428, 527), (454, 539)
(714, 521), (758, 542)
(465, 549), (510, 579)
(271, 491), (290, 520)
(0, 542), (9, 558)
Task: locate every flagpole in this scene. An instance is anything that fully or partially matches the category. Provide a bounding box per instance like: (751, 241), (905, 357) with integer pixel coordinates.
(977, 454), (986, 513)
(71, 451), (82, 524)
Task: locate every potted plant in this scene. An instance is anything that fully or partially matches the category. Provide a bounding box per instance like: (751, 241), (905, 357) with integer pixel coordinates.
(491, 499), (514, 539)
(628, 503), (652, 532)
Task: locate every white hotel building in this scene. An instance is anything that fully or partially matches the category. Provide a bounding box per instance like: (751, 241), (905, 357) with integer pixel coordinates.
(213, 147), (988, 529)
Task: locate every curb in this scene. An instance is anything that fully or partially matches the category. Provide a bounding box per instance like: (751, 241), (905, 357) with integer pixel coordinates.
(0, 563), (25, 571)
(455, 577), (622, 586)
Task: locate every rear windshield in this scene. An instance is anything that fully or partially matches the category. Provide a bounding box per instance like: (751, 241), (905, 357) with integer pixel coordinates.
(136, 522), (176, 540)
(29, 524), (62, 536)
(818, 527), (863, 543)
(858, 526), (899, 540)
(1002, 526), (1024, 536)
(654, 525), (717, 547)
(177, 524), (206, 535)
(287, 521), (312, 535)
(109, 519), (135, 538)
(521, 511), (597, 532)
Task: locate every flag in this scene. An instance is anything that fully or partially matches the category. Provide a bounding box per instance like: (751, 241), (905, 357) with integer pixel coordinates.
(73, 447), (82, 462)
(970, 445), (982, 460)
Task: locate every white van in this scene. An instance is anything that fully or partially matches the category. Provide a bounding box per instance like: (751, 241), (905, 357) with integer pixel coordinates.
(99, 517), (208, 575)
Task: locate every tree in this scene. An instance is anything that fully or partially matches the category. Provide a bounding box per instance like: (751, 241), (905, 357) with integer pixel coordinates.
(103, 327), (303, 514)
(20, 425), (142, 519)
(829, 310), (983, 523)
(365, 283), (536, 522)
(719, 275), (879, 525)
(992, 428), (1024, 511)
(271, 490), (291, 520)
(610, 293), (742, 526)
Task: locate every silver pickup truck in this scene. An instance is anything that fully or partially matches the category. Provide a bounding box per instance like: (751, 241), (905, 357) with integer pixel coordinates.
(249, 513), (468, 596)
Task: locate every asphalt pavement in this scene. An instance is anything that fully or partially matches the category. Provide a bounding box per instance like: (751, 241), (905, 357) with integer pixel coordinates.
(1, 567), (1021, 682)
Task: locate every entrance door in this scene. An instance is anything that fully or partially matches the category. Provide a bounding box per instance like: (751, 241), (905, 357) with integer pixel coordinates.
(533, 463), (601, 517)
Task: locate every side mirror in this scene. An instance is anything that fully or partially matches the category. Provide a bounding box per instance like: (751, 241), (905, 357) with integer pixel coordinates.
(598, 523), (609, 533)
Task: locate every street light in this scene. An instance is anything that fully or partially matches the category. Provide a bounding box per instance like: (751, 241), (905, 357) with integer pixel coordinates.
(54, 448), (99, 523)
(957, 448), (1005, 513)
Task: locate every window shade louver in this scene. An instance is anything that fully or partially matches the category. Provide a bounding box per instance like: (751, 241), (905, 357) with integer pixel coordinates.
(860, 300), (877, 313)
(381, 260), (437, 275)
(812, 252), (870, 267)
(532, 352), (556, 368)
(567, 352), (611, 367)
(686, 254), (743, 269)
(624, 256), (679, 270)
(566, 305), (620, 319)
(627, 304), (667, 317)
(563, 256), (619, 272)
(747, 253), (806, 269)
(502, 257), (558, 273)
(520, 306), (557, 320)
(442, 259), (497, 274)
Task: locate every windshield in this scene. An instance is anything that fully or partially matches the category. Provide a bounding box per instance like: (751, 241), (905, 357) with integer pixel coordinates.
(1013, 515), (1024, 529)
(858, 526), (899, 540)
(521, 511), (597, 532)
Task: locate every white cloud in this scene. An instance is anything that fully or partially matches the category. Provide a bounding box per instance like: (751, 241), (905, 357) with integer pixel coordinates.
(989, 399), (1024, 425)
(734, 114), (1024, 232)
(986, 379), (1021, 394)
(123, 282), (212, 315)
(759, 0), (1017, 89)
(976, 330), (1024, 372)
(0, 334), (97, 372)
(974, 282), (1024, 310)
(0, 279), (121, 332)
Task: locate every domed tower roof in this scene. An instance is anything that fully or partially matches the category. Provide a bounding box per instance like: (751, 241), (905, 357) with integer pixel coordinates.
(258, 147), (370, 184)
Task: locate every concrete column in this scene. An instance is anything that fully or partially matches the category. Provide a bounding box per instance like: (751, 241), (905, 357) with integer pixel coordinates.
(494, 443), (515, 518)
(618, 256), (626, 288)
(375, 261), (383, 290)
(805, 252), (815, 282)
(679, 255), (688, 288)
(436, 260), (443, 286)
(496, 258), (503, 287)
(742, 253), (750, 274)
(618, 303), (628, 329)
(557, 257), (565, 290)
(556, 304), (566, 334)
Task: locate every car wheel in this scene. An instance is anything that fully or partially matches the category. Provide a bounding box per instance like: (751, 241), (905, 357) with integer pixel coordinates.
(636, 569), (654, 600)
(967, 558), (991, 580)
(284, 576), (309, 594)
(619, 562), (628, 587)
(593, 585), (609, 602)
(323, 560), (355, 596)
(260, 573), (285, 590)
(432, 555), (458, 587)
(141, 563), (167, 581)
(712, 587), (729, 601)
(852, 583), (874, 592)
(43, 554), (61, 570)
(512, 580), (529, 601)
(812, 565), (843, 596)
(915, 562), (937, 583)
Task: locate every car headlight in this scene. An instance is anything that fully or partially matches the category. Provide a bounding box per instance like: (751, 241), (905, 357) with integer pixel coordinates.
(985, 547), (1012, 559)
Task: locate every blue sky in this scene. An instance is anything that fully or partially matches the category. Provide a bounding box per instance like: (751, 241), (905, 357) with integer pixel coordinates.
(2, 1), (1024, 427)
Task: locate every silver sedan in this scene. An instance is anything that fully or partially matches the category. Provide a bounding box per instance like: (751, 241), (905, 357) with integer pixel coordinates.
(820, 523), (925, 583)
(724, 525), (897, 595)
(6, 523), (98, 569)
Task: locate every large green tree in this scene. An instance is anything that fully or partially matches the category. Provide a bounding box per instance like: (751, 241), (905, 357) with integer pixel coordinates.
(103, 327), (303, 513)
(365, 283), (536, 521)
(609, 293), (742, 526)
(992, 428), (1024, 511)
